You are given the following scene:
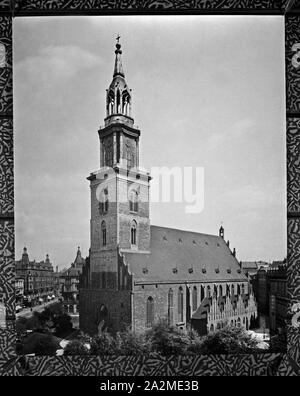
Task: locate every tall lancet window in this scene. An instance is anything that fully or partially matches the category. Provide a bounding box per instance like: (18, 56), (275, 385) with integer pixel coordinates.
(129, 190), (138, 213)
(99, 188), (109, 214)
(168, 289), (174, 325)
(192, 286), (198, 311)
(101, 221), (107, 246)
(178, 287), (184, 322)
(131, 220), (137, 246)
(146, 297), (154, 327)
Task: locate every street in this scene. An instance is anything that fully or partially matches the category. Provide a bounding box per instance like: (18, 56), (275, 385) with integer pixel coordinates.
(16, 298), (60, 319)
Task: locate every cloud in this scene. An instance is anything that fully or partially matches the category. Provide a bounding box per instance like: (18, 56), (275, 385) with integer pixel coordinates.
(15, 45), (103, 84)
(208, 118), (256, 149)
(221, 184), (283, 211)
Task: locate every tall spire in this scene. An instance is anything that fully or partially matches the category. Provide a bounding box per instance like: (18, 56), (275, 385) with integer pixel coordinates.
(105, 37), (133, 124)
(113, 35), (125, 78)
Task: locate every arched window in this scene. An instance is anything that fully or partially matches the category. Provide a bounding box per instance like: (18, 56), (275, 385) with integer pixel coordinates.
(231, 284), (235, 296)
(146, 297), (154, 327)
(207, 285), (211, 298)
(237, 284), (241, 296)
(192, 286), (197, 311)
(242, 284), (245, 295)
(129, 190), (138, 212)
(178, 287), (184, 322)
(237, 317), (241, 327)
(99, 188), (109, 214)
(101, 221), (107, 246)
(131, 220), (137, 246)
(214, 285), (218, 298)
(201, 285), (205, 301)
(219, 285), (223, 298)
(168, 289), (174, 325)
(246, 317), (249, 330)
(210, 324), (214, 333)
(117, 89), (121, 113)
(227, 284), (230, 297)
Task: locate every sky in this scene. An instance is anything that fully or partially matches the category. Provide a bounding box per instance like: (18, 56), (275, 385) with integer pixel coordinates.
(13, 16), (286, 269)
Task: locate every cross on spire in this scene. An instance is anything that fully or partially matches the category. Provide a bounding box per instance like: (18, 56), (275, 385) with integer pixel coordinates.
(116, 34), (121, 44)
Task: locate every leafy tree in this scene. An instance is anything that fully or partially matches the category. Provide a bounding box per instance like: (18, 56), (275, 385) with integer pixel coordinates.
(64, 340), (89, 356)
(53, 313), (73, 336)
(90, 332), (118, 355)
(145, 319), (190, 356)
(16, 317), (28, 336)
(31, 335), (59, 356)
(269, 332), (287, 352)
(116, 329), (151, 355)
(198, 325), (259, 355)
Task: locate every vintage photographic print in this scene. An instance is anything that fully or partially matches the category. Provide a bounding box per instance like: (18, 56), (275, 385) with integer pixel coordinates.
(12, 14), (288, 360)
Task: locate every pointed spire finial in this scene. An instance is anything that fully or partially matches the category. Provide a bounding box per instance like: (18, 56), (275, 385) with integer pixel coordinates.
(113, 35), (124, 77)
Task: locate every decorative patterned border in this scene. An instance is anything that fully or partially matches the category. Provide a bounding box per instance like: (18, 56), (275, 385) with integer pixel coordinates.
(12, 0), (284, 15)
(0, 0), (300, 376)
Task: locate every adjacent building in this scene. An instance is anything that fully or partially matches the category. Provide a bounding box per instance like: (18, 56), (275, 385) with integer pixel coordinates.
(15, 247), (57, 306)
(59, 246), (85, 314)
(251, 260), (287, 334)
(79, 40), (257, 336)
(240, 261), (270, 279)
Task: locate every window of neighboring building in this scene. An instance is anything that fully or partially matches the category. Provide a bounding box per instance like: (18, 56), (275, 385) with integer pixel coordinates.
(146, 296), (154, 327)
(101, 221), (107, 246)
(168, 288), (174, 325)
(192, 286), (197, 311)
(178, 287), (184, 322)
(129, 190), (139, 213)
(131, 220), (137, 246)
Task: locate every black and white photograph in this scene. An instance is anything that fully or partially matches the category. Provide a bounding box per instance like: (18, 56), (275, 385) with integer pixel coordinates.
(13, 15), (288, 359)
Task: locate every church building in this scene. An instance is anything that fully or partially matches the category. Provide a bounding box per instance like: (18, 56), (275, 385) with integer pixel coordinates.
(79, 40), (257, 336)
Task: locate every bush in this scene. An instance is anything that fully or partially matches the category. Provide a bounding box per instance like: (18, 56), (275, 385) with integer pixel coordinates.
(269, 333), (287, 352)
(116, 329), (151, 355)
(64, 340), (89, 356)
(90, 332), (118, 355)
(31, 334), (59, 356)
(16, 317), (28, 336)
(198, 325), (259, 355)
(145, 319), (190, 356)
(53, 313), (73, 336)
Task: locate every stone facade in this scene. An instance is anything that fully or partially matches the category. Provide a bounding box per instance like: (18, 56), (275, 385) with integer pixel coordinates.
(15, 247), (56, 306)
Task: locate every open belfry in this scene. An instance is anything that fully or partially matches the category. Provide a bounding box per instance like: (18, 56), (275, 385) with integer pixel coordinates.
(79, 39), (257, 336)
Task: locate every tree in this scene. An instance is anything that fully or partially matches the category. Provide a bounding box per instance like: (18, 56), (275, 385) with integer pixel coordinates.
(269, 332), (287, 352)
(16, 317), (28, 337)
(31, 335), (59, 356)
(145, 319), (190, 356)
(64, 340), (89, 356)
(90, 332), (118, 355)
(116, 329), (151, 355)
(53, 313), (73, 336)
(198, 325), (259, 354)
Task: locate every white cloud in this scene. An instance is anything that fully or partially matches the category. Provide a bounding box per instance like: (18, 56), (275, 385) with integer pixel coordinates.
(15, 45), (103, 83)
(208, 118), (256, 149)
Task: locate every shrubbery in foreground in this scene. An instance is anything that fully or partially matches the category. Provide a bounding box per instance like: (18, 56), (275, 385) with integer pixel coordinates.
(89, 320), (260, 356)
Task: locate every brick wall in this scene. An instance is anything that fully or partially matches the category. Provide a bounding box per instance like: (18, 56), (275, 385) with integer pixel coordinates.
(79, 288), (132, 335)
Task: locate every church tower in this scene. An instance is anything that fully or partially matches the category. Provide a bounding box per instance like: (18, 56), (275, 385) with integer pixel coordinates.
(88, 38), (151, 290)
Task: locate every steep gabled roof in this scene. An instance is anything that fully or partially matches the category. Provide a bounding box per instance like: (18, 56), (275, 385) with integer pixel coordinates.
(123, 226), (247, 284)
